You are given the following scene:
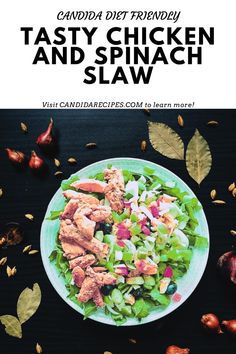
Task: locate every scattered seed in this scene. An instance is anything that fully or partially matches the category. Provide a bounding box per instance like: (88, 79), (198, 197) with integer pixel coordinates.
(11, 266), (17, 276)
(143, 108), (150, 115)
(210, 189), (217, 200)
(129, 338), (137, 344)
(85, 143), (97, 149)
(230, 230), (236, 237)
(6, 265), (15, 277)
(54, 171), (63, 177)
(177, 115), (184, 127)
(23, 245), (32, 253)
(207, 120), (219, 126)
(212, 200), (226, 205)
(54, 158), (61, 168)
(36, 343), (43, 353)
(0, 237), (6, 247)
(0, 188), (3, 198)
(68, 157), (77, 164)
(104, 352), (112, 354)
(232, 188), (236, 197)
(20, 122), (28, 133)
(228, 182), (235, 192)
(28, 250), (39, 255)
(25, 213), (34, 221)
(140, 140), (147, 152)
(0, 257), (7, 266)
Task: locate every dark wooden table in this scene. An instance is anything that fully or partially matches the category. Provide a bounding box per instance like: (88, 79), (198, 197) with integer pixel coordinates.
(0, 109), (235, 354)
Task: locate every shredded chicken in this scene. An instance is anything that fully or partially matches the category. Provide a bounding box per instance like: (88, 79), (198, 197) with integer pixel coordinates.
(104, 168), (124, 213)
(69, 254), (96, 269)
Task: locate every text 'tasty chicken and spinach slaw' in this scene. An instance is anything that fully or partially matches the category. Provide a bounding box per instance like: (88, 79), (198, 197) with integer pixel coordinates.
(47, 165), (208, 325)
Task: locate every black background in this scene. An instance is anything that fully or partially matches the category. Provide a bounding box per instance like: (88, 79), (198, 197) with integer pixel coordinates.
(0, 109), (235, 354)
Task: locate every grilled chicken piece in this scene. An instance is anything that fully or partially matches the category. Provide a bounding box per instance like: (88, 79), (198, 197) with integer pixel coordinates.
(71, 179), (107, 193)
(135, 259), (157, 275)
(61, 200), (79, 220)
(59, 220), (109, 258)
(85, 266), (117, 286)
(92, 266), (107, 272)
(104, 168), (124, 213)
(69, 254), (96, 269)
(73, 209), (96, 240)
(93, 288), (104, 307)
(63, 190), (100, 205)
(59, 236), (85, 260)
(89, 205), (111, 222)
(72, 266), (85, 287)
(77, 277), (98, 303)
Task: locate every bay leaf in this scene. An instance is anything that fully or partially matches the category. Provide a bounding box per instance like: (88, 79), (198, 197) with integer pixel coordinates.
(17, 283), (41, 324)
(0, 315), (22, 338)
(186, 129), (212, 185)
(148, 122), (184, 160)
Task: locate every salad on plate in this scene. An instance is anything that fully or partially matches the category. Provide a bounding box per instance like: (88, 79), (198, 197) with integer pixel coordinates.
(47, 164), (208, 325)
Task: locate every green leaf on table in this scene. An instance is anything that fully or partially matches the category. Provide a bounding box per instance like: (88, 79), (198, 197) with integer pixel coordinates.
(17, 283), (41, 324)
(0, 315), (22, 339)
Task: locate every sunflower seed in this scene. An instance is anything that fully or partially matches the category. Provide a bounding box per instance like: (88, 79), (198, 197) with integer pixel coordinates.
(23, 245), (32, 253)
(230, 230), (236, 237)
(128, 338), (137, 344)
(36, 343), (43, 353)
(28, 250), (39, 255)
(54, 158), (61, 167)
(232, 188), (236, 197)
(210, 189), (217, 200)
(177, 115), (184, 127)
(0, 188), (3, 198)
(228, 182), (235, 192)
(140, 140), (147, 152)
(68, 157), (77, 164)
(11, 266), (17, 276)
(85, 143), (97, 149)
(54, 171), (63, 177)
(6, 266), (12, 277)
(25, 213), (34, 221)
(20, 122), (28, 133)
(0, 257), (7, 266)
(207, 120), (219, 126)
(212, 200), (226, 205)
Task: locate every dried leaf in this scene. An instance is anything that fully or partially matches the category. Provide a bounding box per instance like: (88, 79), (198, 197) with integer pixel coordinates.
(0, 315), (22, 338)
(85, 143), (97, 149)
(28, 250), (39, 255)
(177, 115), (184, 127)
(212, 200), (226, 205)
(140, 140), (147, 152)
(23, 245), (32, 253)
(210, 189), (217, 200)
(68, 157), (77, 164)
(207, 120), (219, 126)
(186, 129), (212, 185)
(0, 188), (3, 198)
(20, 122), (28, 133)
(228, 182), (235, 192)
(17, 283), (41, 324)
(148, 122), (184, 160)
(54, 158), (60, 167)
(36, 343), (43, 353)
(0, 257), (7, 266)
(25, 213), (34, 221)
(230, 230), (236, 237)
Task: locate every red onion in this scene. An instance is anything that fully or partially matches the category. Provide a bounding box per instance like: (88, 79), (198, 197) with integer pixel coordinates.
(29, 151), (44, 170)
(150, 205), (159, 217)
(5, 148), (25, 164)
(36, 118), (54, 147)
(164, 266), (173, 278)
(117, 240), (125, 247)
(115, 266), (129, 276)
(141, 225), (151, 235)
(217, 250), (236, 284)
(116, 224), (131, 239)
(221, 320), (236, 335)
(138, 218), (147, 227)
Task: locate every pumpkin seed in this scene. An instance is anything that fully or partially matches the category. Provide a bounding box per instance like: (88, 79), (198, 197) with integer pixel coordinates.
(54, 158), (61, 167)
(140, 140), (147, 152)
(232, 188), (236, 197)
(228, 182), (235, 192)
(0, 188), (3, 198)
(85, 143), (97, 149)
(0, 257), (7, 266)
(68, 157), (77, 164)
(210, 189), (217, 200)
(36, 343), (43, 353)
(212, 200), (226, 205)
(230, 230), (236, 237)
(207, 120), (219, 126)
(54, 171), (63, 177)
(28, 250), (39, 255)
(25, 214), (34, 221)
(177, 115), (184, 127)
(20, 122), (28, 133)
(23, 245), (32, 253)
